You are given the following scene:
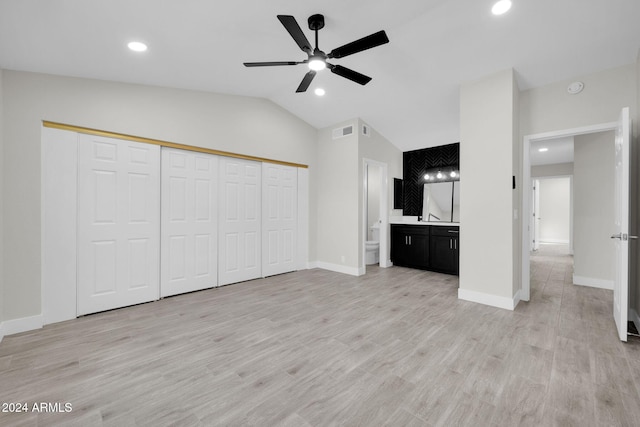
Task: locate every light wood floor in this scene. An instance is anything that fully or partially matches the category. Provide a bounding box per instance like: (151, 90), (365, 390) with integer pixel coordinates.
(1, 245), (640, 426)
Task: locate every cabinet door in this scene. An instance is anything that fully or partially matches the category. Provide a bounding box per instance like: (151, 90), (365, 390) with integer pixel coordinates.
(391, 225), (407, 264)
(408, 232), (430, 269)
(430, 235), (457, 274)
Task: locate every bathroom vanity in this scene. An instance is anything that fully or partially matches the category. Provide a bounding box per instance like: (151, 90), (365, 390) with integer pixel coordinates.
(390, 222), (459, 275)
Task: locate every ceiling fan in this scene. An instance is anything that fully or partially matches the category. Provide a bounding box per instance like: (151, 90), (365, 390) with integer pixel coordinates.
(243, 14), (389, 93)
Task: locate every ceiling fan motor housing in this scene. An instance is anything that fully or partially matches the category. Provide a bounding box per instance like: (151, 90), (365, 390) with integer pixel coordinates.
(308, 14), (325, 31)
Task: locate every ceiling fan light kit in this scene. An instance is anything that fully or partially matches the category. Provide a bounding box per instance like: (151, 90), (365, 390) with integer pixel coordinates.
(243, 14), (389, 93)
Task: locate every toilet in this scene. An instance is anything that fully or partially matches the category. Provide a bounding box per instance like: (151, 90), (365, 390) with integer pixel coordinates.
(365, 223), (380, 265)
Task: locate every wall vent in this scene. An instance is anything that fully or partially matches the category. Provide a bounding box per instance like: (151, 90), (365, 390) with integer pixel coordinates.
(362, 124), (370, 137)
(332, 124), (354, 140)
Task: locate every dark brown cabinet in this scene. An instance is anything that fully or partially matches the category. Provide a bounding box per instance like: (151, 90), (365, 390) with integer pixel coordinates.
(390, 225), (430, 269)
(391, 224), (459, 275)
(429, 226), (459, 275)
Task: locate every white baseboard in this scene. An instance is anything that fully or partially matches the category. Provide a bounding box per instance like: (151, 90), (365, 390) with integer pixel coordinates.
(1, 314), (44, 336)
(573, 275), (613, 290)
(539, 239), (570, 245)
(630, 309), (640, 334)
(315, 261), (362, 276)
(458, 288), (519, 311)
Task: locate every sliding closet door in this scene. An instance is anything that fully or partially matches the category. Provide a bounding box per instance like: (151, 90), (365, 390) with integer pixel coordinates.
(262, 163), (297, 277)
(219, 158), (261, 286)
(161, 148), (218, 297)
(77, 135), (160, 315)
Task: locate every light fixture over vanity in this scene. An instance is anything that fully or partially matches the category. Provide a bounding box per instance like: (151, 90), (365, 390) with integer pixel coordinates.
(424, 166), (459, 182)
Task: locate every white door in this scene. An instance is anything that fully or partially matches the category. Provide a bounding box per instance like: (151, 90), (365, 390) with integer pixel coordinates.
(532, 179), (540, 251)
(77, 135), (160, 315)
(612, 107), (631, 342)
(262, 163), (297, 277)
(219, 158), (261, 286)
(161, 148), (218, 297)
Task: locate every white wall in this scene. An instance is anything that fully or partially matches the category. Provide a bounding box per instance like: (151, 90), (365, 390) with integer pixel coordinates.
(520, 64), (637, 137)
(1, 70), (318, 322)
(316, 119), (359, 273)
(531, 162), (574, 178)
(573, 131), (615, 285)
(538, 177), (571, 244)
(459, 69), (519, 309)
(357, 119), (403, 268)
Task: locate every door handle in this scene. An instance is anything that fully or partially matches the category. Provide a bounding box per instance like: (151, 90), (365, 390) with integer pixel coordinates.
(450, 239), (452, 249)
(405, 236), (408, 245)
(409, 236), (412, 245)
(611, 233), (622, 240)
(630, 235), (639, 240)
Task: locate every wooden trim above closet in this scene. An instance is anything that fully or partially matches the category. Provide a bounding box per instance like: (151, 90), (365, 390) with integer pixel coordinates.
(42, 121), (309, 169)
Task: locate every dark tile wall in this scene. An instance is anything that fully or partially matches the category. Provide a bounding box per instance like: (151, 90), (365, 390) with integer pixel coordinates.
(403, 143), (459, 216)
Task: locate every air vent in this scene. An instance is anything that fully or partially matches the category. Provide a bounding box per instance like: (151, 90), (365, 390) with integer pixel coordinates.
(332, 124), (354, 140)
(362, 124), (370, 137)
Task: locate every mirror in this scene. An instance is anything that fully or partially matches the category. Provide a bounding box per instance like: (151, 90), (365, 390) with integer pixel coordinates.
(393, 178), (403, 209)
(452, 181), (460, 222)
(422, 181), (460, 223)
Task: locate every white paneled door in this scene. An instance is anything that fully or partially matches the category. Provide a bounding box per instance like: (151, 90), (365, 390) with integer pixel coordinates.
(161, 148), (219, 297)
(613, 107), (631, 342)
(219, 158), (261, 286)
(77, 135), (161, 316)
(262, 163), (297, 277)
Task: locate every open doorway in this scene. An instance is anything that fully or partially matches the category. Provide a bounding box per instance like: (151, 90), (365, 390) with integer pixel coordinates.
(362, 159), (390, 272)
(521, 122), (618, 302)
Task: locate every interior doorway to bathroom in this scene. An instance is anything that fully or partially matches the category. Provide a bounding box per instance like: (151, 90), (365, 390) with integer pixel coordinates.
(362, 159), (389, 271)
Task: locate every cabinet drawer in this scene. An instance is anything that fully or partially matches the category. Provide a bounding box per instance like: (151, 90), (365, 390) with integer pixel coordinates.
(430, 226), (459, 237)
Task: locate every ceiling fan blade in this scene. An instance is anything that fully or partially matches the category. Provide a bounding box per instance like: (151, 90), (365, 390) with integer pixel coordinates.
(296, 71), (316, 93)
(277, 15), (312, 54)
(244, 61), (301, 67)
(329, 64), (372, 85)
(328, 30), (389, 59)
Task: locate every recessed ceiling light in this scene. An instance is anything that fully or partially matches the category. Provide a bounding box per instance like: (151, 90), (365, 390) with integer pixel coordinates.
(127, 41), (148, 52)
(314, 88), (326, 96)
(492, 0), (512, 15)
(538, 147), (549, 152)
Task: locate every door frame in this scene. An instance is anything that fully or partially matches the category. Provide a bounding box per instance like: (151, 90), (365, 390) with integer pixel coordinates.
(521, 121), (617, 301)
(362, 158), (390, 271)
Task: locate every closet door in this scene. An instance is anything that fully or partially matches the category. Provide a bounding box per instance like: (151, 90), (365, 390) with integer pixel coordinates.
(161, 148), (218, 297)
(219, 158), (261, 286)
(77, 135), (160, 316)
(262, 163), (297, 277)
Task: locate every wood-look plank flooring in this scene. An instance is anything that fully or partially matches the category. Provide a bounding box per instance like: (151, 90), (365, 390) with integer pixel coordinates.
(1, 244), (640, 426)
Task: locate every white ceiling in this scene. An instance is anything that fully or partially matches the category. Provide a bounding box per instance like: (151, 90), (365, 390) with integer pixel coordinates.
(1, 0), (639, 152)
(530, 136), (574, 166)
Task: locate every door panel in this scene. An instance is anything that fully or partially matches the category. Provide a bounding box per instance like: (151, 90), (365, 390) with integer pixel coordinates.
(77, 135), (160, 315)
(613, 107), (630, 342)
(262, 164), (298, 277)
(219, 158), (262, 285)
(161, 148), (218, 297)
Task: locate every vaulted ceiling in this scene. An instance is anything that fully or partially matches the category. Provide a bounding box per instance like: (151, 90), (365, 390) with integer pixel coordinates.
(1, 0), (639, 151)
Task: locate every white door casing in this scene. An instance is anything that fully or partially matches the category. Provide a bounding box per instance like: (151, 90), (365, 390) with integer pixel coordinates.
(77, 135), (160, 316)
(613, 107), (631, 342)
(262, 163), (297, 277)
(161, 148), (218, 297)
(219, 158), (261, 286)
